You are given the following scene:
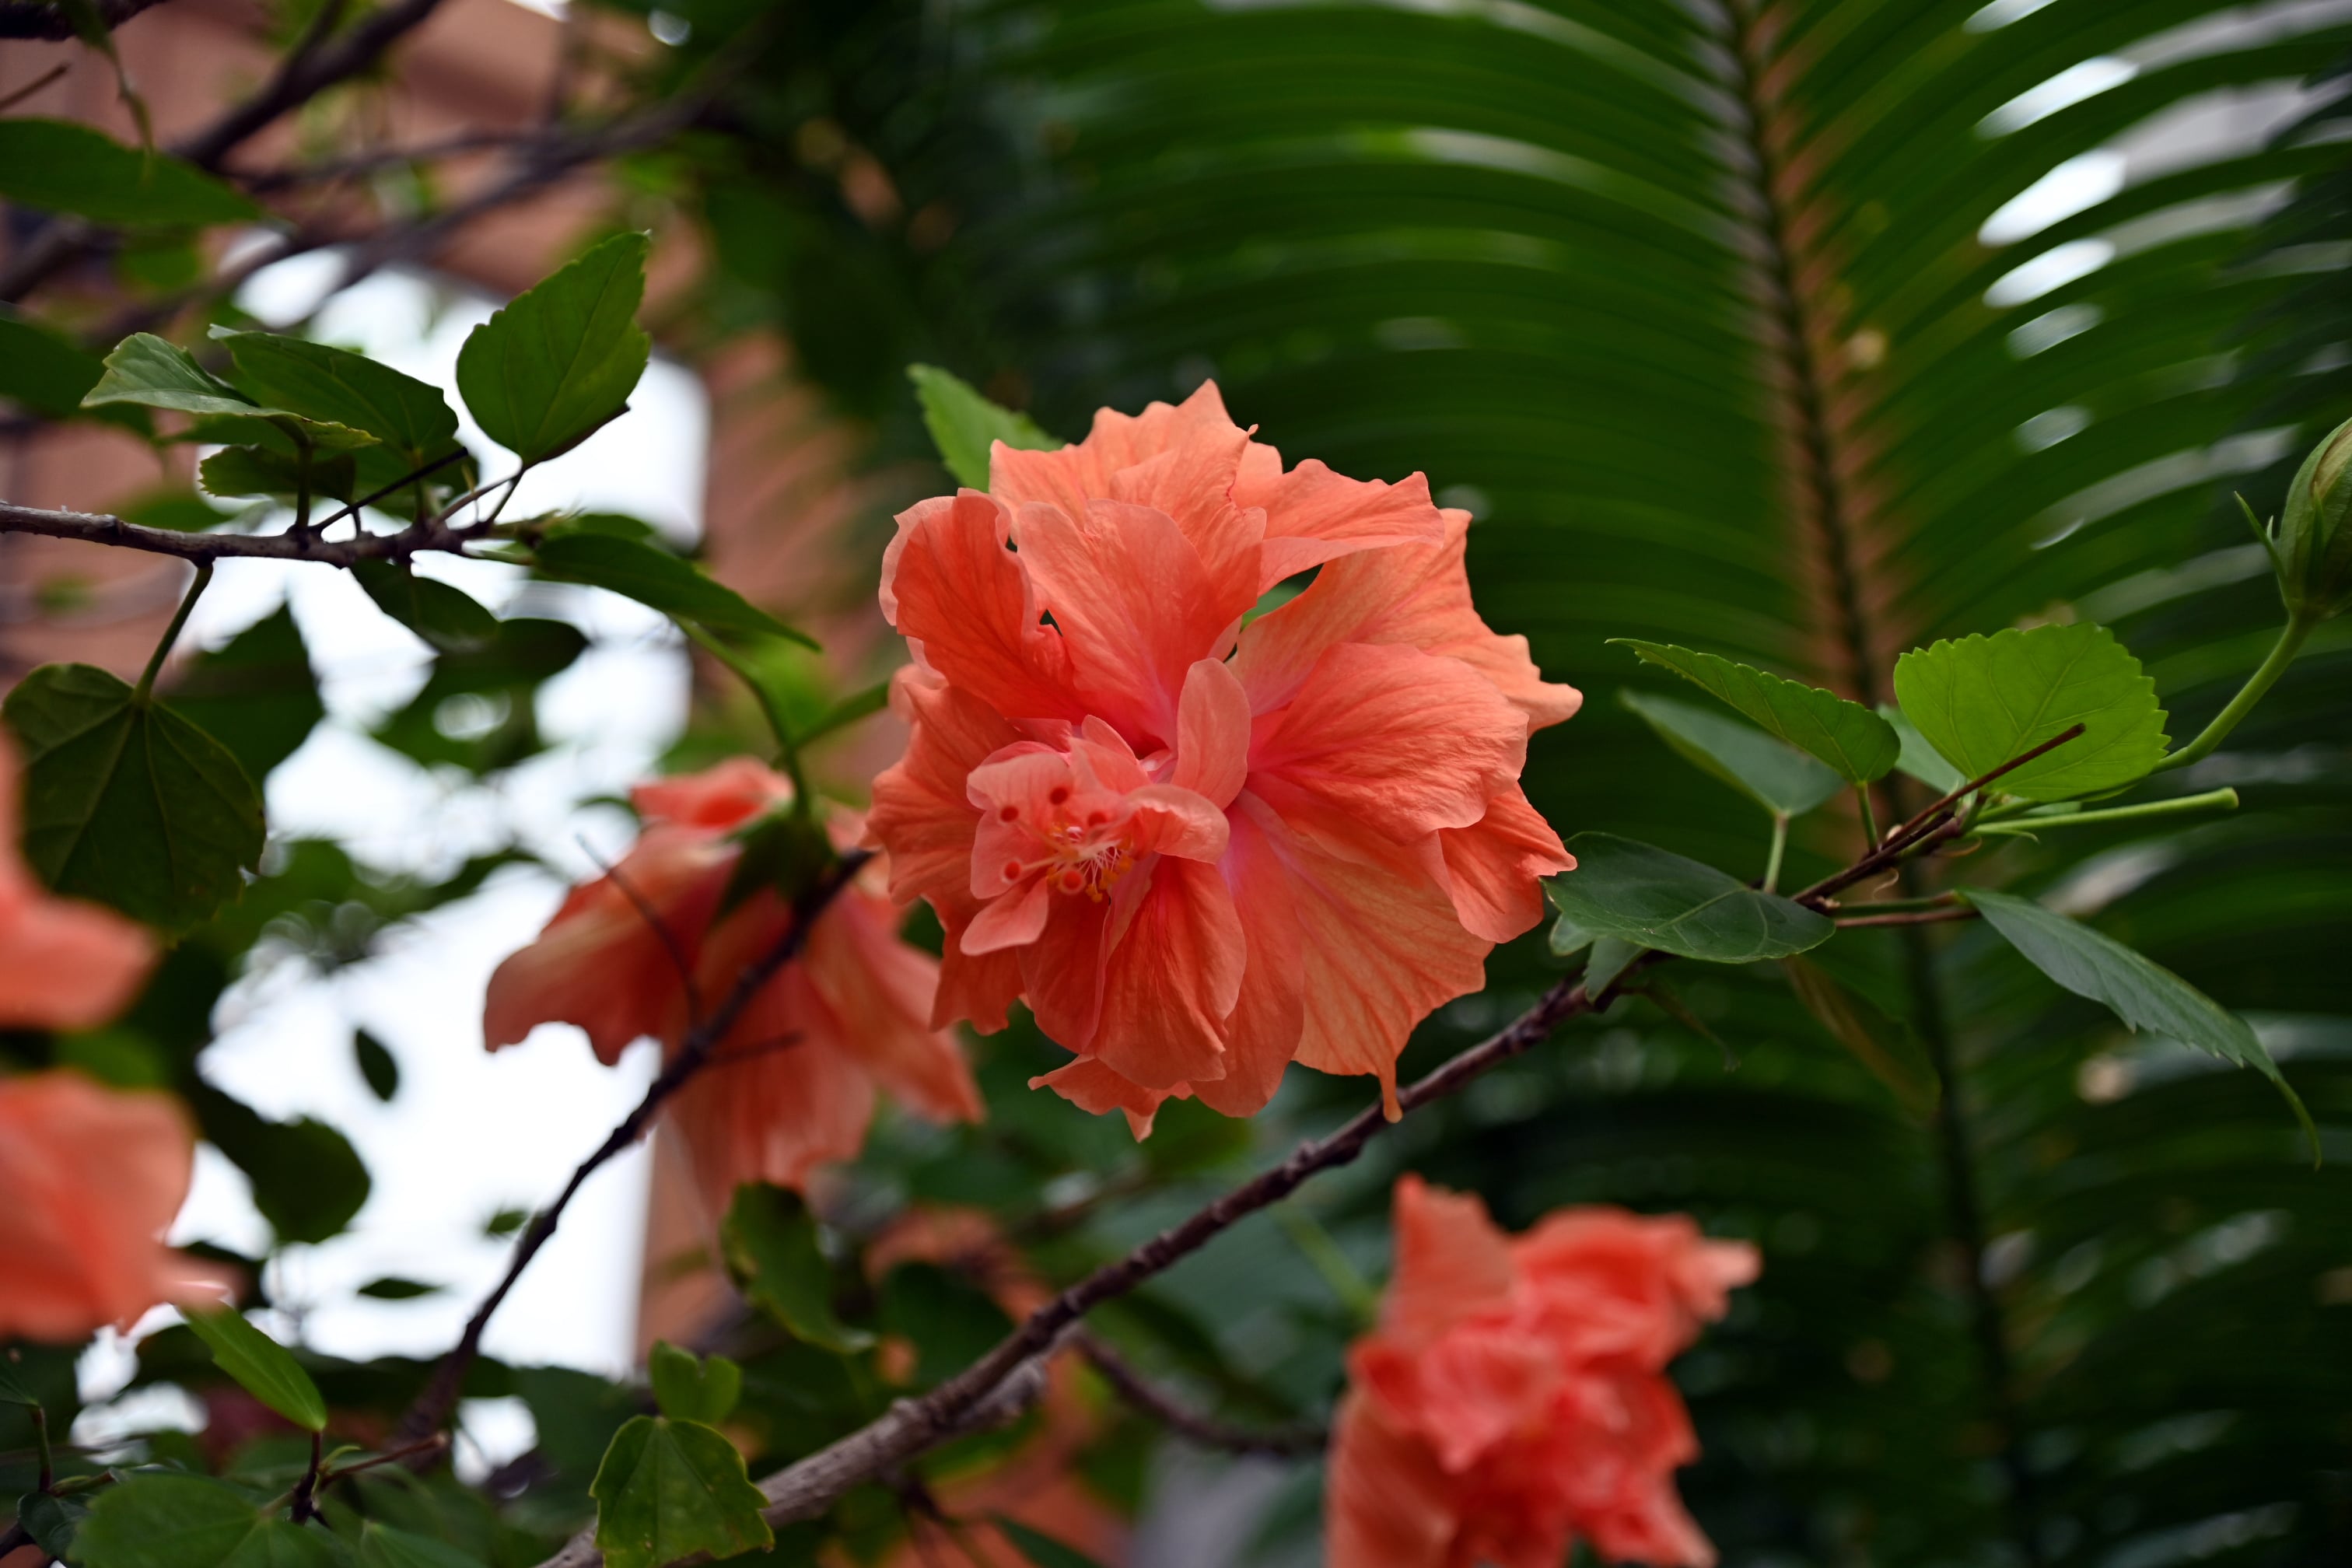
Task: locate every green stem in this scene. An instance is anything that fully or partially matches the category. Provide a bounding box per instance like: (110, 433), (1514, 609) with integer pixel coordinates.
(2153, 615), (2312, 773)
(1762, 813), (1788, 894)
(134, 564), (213, 703)
(681, 621), (810, 812)
(1972, 788), (2240, 835)
(1855, 784), (1881, 849)
(30, 1403), (51, 1493)
(1273, 1206), (1377, 1328)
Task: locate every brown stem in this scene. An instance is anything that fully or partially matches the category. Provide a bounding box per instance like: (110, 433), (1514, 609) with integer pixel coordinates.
(392, 850), (872, 1444)
(1073, 1331), (1325, 1458)
(1834, 906), (1978, 929)
(288, 1430), (325, 1524)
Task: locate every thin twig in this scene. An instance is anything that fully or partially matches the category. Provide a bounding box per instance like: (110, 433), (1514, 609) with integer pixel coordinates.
(288, 1430), (325, 1524)
(1073, 1331), (1325, 1457)
(393, 849), (873, 1444)
(1834, 906), (1978, 929)
(0, 62), (68, 110)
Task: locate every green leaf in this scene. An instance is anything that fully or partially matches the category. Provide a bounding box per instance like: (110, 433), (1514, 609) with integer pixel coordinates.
(191, 1084), (372, 1245)
(15, 1490), (87, 1559)
(992, 1517), (1111, 1568)
(1, 662), (264, 931)
(533, 533), (817, 648)
(120, 488), (240, 534)
(1962, 890), (2313, 1154)
(184, 1306), (328, 1430)
(82, 336), (376, 451)
(457, 233), (652, 464)
(795, 680), (891, 747)
(1619, 688), (1843, 818)
(355, 1522), (486, 1568)
(589, 1416), (775, 1568)
(73, 1475), (264, 1568)
(198, 445), (359, 505)
(0, 306), (107, 418)
(719, 1183), (872, 1353)
(1780, 956), (1940, 1120)
(647, 1341), (742, 1426)
(0, 1357), (37, 1407)
(1545, 832), (1832, 964)
(1877, 702), (1965, 794)
(1585, 935), (1643, 997)
(352, 562), (501, 656)
(1892, 625), (2169, 803)
(355, 1276), (439, 1300)
(215, 331), (464, 474)
(906, 364), (1062, 489)
(371, 618), (587, 774)
(165, 604), (325, 782)
(0, 120), (260, 227)
(1611, 641), (1898, 784)
(353, 1027), (400, 1102)
(485, 1206), (530, 1238)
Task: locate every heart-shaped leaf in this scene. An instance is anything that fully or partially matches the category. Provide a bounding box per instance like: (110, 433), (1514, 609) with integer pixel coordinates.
(1545, 833), (1833, 964)
(1892, 625), (2168, 801)
(2, 662), (264, 932)
(647, 1341), (743, 1426)
(1612, 640), (1898, 783)
(590, 1416), (775, 1568)
(357, 1522), (487, 1568)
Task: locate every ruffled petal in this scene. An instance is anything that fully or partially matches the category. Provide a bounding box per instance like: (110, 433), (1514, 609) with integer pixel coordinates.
(482, 825), (726, 1062)
(962, 873), (1052, 954)
(1091, 856), (1244, 1090)
(1018, 887), (1117, 1052)
(1173, 657), (1250, 809)
(1325, 1391), (1460, 1568)
(1235, 793), (1490, 1116)
(1234, 458), (1451, 590)
(1029, 1055), (1172, 1139)
(1234, 509), (1580, 729)
(1191, 801), (1302, 1118)
(1430, 786), (1574, 943)
(0, 892), (155, 1033)
(1012, 498), (1255, 744)
(1386, 1175), (1517, 1342)
(883, 491), (1084, 724)
(802, 888), (983, 1126)
(1247, 641), (1529, 847)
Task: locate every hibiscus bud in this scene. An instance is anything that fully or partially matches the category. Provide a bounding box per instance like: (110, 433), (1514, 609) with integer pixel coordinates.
(2274, 413), (2352, 623)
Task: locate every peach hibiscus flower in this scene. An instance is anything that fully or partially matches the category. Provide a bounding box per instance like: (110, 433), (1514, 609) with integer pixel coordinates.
(0, 1070), (236, 1341)
(0, 733), (153, 1031)
(1328, 1177), (1759, 1568)
(867, 383), (1577, 1132)
(483, 758), (982, 1220)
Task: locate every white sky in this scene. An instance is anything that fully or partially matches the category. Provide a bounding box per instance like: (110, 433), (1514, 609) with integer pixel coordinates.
(80, 257), (709, 1472)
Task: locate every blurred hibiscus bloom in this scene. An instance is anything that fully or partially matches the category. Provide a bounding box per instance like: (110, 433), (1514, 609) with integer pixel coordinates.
(0, 733), (152, 1031)
(867, 383), (1577, 1132)
(1328, 1177), (1759, 1568)
(0, 1070), (235, 1342)
(483, 758), (981, 1220)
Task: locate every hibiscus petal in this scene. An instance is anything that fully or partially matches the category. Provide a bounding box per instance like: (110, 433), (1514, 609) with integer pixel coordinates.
(884, 491), (1084, 723)
(1191, 802), (1302, 1118)
(1430, 786), (1574, 943)
(1234, 509), (1580, 729)
(1029, 1055), (1172, 1139)
(1173, 658), (1250, 809)
(802, 889), (984, 1125)
(962, 873), (1052, 954)
(1013, 499), (1255, 745)
(867, 670), (1029, 1032)
(990, 380), (1249, 531)
(0, 893), (154, 1033)
(1124, 783), (1229, 863)
(632, 756), (794, 830)
(1325, 1391), (1461, 1568)
(1019, 888), (1116, 1052)
(1092, 856), (1243, 1090)
(1234, 794), (1490, 1116)
(1387, 1175), (1517, 1341)
(1248, 642), (1528, 845)
(1234, 459), (1451, 590)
